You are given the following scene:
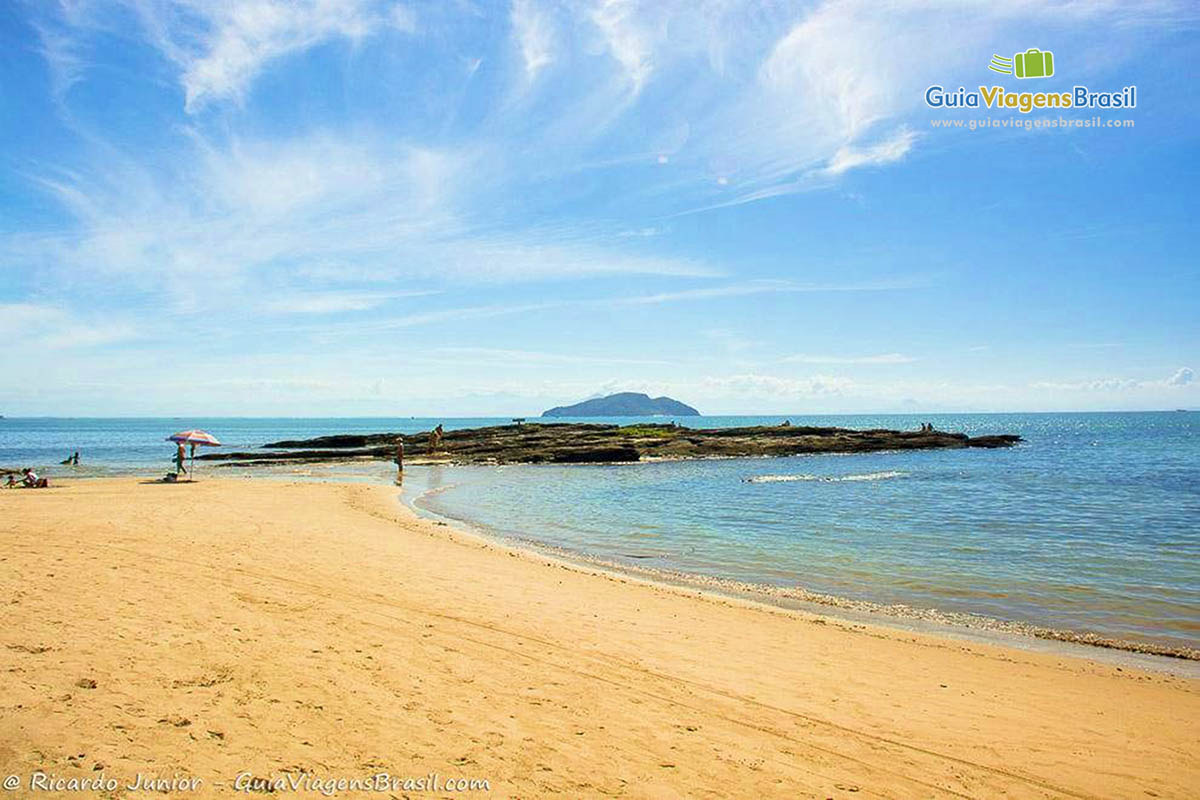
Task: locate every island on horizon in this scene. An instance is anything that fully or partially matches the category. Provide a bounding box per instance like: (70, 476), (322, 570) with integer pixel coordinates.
(542, 392), (700, 417)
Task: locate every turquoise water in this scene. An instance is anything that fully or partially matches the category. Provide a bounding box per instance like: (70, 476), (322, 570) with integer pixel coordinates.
(0, 417), (517, 474)
(3, 413), (1197, 651)
(405, 413), (1199, 652)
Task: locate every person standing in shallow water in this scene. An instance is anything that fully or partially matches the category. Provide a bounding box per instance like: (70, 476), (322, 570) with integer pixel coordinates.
(429, 424), (444, 453)
(394, 436), (404, 483)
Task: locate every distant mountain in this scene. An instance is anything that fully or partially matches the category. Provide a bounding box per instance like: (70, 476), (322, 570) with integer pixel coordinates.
(542, 392), (700, 418)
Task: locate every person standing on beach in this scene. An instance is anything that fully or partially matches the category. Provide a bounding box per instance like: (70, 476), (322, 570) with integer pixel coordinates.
(174, 443), (187, 477)
(429, 424), (444, 453)
(394, 436), (404, 482)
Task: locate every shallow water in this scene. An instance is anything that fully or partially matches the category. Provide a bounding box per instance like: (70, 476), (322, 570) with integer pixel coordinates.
(3, 412), (1197, 651)
(401, 412), (1199, 651)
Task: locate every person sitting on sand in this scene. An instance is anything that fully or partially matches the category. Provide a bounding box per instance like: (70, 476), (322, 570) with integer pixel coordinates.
(21, 468), (49, 488)
(5, 474), (17, 488)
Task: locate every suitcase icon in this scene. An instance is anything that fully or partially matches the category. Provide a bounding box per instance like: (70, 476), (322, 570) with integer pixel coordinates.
(1014, 48), (1054, 79)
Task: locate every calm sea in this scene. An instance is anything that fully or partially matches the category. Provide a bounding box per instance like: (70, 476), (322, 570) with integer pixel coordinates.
(3, 413), (1197, 652)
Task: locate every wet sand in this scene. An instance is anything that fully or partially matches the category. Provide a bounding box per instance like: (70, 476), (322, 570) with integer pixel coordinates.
(1, 478), (1197, 798)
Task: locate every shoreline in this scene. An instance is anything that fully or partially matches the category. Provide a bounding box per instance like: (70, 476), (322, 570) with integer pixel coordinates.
(2, 476), (1197, 797)
(403, 476), (1200, 669)
(40, 464), (1200, 666)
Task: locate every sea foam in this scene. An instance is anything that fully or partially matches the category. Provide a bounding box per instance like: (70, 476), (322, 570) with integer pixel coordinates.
(743, 470), (907, 484)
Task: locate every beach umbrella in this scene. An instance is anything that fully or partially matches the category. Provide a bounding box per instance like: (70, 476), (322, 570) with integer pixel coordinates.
(166, 430), (221, 480)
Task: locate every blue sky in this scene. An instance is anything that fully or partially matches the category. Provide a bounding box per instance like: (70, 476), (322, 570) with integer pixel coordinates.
(1, 0), (1197, 416)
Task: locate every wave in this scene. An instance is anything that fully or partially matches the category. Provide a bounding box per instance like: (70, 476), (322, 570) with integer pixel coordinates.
(744, 470), (907, 484)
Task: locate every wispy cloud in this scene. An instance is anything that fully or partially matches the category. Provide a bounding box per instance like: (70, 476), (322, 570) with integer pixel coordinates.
(705, 328), (759, 356)
(260, 289), (438, 314)
(511, 0), (554, 78)
(783, 353), (917, 365)
(3, 0), (1193, 416)
(701, 373), (855, 398)
(260, 274), (925, 338)
(821, 127), (919, 177)
(1033, 368), (1196, 392)
(11, 129), (714, 313)
(1168, 367), (1195, 386)
(337, 302), (561, 331)
(613, 278), (923, 306)
(431, 346), (667, 366)
(588, 0), (654, 93)
(0, 303), (138, 350)
(130, 0), (413, 112)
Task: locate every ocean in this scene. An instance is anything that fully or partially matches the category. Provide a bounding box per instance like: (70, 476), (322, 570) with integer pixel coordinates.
(3, 412), (1197, 653)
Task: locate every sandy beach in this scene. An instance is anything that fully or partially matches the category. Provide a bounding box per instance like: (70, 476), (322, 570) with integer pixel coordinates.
(1, 478), (1197, 798)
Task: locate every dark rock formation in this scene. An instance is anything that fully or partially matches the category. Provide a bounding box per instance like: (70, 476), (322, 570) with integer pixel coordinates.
(542, 392), (700, 417)
(198, 422), (1021, 466)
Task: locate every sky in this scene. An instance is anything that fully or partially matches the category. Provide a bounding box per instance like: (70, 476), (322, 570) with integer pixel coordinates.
(0, 0), (1197, 416)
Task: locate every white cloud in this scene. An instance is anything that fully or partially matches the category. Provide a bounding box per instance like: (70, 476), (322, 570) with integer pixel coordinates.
(616, 226), (662, 238)
(0, 303), (138, 350)
(613, 277), (922, 306)
(822, 127), (918, 177)
(1168, 367), (1195, 386)
(1033, 368), (1197, 392)
(702, 373), (854, 397)
(42, 0), (1185, 221)
(1034, 378), (1140, 392)
(129, 0), (408, 112)
(332, 302), (562, 331)
(705, 328), (758, 355)
(431, 347), (667, 366)
(588, 0), (655, 92)
(14, 130), (714, 308)
(260, 289), (437, 314)
(9, 0), (1193, 418)
(783, 353), (917, 365)
(34, 24), (88, 103)
(388, 3), (416, 33)
(511, 0), (554, 78)
(759, 3), (898, 141)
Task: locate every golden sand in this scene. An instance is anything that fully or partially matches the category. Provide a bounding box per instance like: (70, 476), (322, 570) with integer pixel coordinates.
(1, 478), (1196, 798)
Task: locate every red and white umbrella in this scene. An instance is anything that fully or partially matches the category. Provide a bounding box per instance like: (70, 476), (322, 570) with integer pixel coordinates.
(167, 430), (222, 447)
(166, 430), (221, 480)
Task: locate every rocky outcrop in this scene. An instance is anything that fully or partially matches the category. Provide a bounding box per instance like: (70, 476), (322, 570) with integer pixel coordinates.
(198, 423), (1021, 466)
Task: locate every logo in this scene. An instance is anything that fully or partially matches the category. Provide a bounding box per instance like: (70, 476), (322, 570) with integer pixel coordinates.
(924, 46), (1136, 114)
(989, 49), (1055, 79)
